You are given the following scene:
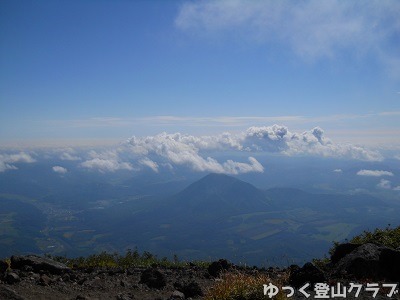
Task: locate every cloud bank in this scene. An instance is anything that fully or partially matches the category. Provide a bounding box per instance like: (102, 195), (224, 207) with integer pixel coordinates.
(0, 125), (386, 175)
(126, 131), (262, 174)
(0, 152), (36, 172)
(76, 124), (382, 174)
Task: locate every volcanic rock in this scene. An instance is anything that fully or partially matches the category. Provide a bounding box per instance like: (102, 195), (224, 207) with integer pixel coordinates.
(139, 268), (166, 289)
(330, 243), (361, 264)
(10, 255), (70, 275)
(5, 272), (20, 284)
(333, 243), (400, 281)
(207, 259), (232, 277)
(289, 262), (326, 288)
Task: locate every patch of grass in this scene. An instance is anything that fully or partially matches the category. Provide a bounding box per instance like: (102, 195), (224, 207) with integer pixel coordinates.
(47, 249), (210, 269)
(205, 271), (289, 300)
(348, 224), (400, 249)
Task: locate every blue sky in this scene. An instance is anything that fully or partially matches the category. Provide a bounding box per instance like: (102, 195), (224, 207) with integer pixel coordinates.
(1, 0), (399, 147)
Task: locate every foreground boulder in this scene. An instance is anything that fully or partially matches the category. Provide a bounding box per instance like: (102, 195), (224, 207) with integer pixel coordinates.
(174, 280), (203, 297)
(139, 268), (166, 289)
(332, 243), (400, 281)
(5, 272), (20, 284)
(330, 243), (361, 264)
(10, 255), (70, 275)
(207, 259), (232, 277)
(289, 262), (326, 288)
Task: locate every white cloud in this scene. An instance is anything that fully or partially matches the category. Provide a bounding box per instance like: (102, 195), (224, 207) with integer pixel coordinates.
(222, 157), (264, 175)
(333, 169), (342, 173)
(0, 152), (36, 172)
(122, 124), (382, 174)
(393, 186), (400, 191)
(377, 179), (392, 189)
(52, 166), (68, 174)
(80, 150), (134, 172)
(60, 152), (81, 161)
(244, 125), (290, 152)
(139, 158), (159, 173)
(357, 170), (394, 177)
(175, 0), (400, 73)
(77, 124), (383, 174)
(243, 125), (382, 161)
(127, 131), (261, 174)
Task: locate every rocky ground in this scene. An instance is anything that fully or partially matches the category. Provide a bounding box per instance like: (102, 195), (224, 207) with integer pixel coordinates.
(1, 242), (400, 299)
(0, 256), (215, 300)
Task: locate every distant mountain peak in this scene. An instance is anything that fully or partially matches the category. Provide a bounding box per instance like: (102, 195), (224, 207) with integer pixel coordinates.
(172, 173), (270, 216)
(196, 172), (240, 183)
(201, 172), (237, 179)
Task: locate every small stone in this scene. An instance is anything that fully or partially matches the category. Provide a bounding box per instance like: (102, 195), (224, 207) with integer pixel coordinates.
(39, 274), (52, 286)
(120, 279), (130, 288)
(5, 272), (20, 284)
(62, 273), (70, 282)
(170, 290), (185, 299)
(116, 293), (134, 300)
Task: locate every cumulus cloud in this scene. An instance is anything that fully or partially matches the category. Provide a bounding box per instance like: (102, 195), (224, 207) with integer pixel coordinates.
(139, 158), (159, 173)
(222, 157), (264, 175)
(357, 170), (394, 177)
(122, 125), (382, 174)
(77, 124), (383, 174)
(80, 150), (134, 172)
(175, 0), (400, 72)
(52, 166), (68, 174)
(54, 147), (82, 161)
(241, 125), (382, 161)
(377, 179), (392, 189)
(60, 152), (81, 161)
(244, 125), (290, 152)
(333, 169), (342, 173)
(127, 132), (261, 175)
(0, 152), (36, 172)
